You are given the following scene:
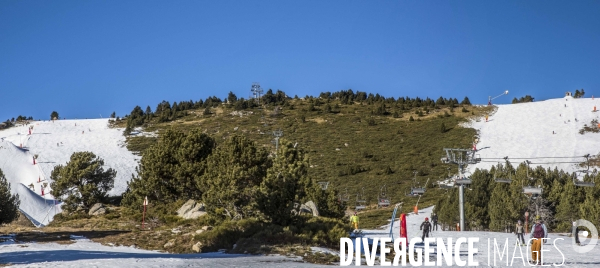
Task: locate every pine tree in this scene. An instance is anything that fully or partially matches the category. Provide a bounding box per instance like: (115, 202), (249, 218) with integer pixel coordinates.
(50, 111), (59, 120)
(440, 122), (447, 133)
(122, 129), (215, 207)
(227, 91), (238, 103)
(460, 97), (471, 105)
(50, 152), (116, 212)
(555, 177), (584, 231)
(579, 173), (600, 227)
(257, 140), (308, 225)
(201, 135), (271, 220)
(110, 112), (116, 118)
(0, 168), (20, 224)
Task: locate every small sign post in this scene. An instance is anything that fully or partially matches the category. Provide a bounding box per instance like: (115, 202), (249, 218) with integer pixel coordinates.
(142, 196), (148, 229)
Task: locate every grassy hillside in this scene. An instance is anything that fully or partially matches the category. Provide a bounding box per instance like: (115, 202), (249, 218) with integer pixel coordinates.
(116, 98), (490, 227)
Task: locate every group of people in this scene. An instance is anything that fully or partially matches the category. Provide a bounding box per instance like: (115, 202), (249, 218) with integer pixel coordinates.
(350, 211), (562, 265)
(509, 216), (549, 264)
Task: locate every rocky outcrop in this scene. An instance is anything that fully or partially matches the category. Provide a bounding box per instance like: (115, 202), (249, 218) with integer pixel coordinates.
(192, 242), (203, 253)
(176, 200), (206, 220)
(300, 200), (319, 217)
(88, 203), (106, 216)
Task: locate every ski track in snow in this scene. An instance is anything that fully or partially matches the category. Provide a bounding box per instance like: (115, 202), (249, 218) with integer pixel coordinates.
(0, 119), (140, 226)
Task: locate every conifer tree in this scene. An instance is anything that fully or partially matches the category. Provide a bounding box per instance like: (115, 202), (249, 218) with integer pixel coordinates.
(555, 177), (584, 231)
(257, 140), (308, 224)
(122, 129), (215, 207)
(201, 135), (271, 220)
(50, 111), (59, 120)
(50, 152), (116, 212)
(579, 173), (600, 226)
(0, 168), (20, 224)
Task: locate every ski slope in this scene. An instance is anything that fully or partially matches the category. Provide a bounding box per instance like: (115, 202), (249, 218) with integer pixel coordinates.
(466, 96), (600, 174)
(0, 119), (139, 226)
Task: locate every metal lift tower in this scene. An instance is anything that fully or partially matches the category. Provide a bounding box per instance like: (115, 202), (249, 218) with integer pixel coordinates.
(441, 148), (481, 231)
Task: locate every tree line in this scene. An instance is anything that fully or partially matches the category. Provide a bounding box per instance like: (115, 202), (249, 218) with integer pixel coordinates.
(435, 162), (600, 232)
(122, 88), (472, 134)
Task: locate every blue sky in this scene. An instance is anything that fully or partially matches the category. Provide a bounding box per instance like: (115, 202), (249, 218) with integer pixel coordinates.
(1, 1), (599, 120)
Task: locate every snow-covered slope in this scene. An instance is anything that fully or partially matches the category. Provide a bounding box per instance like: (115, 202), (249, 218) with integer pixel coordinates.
(0, 119), (139, 226)
(467, 96), (600, 174)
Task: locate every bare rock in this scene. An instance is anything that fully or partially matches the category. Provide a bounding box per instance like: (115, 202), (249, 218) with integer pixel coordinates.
(300, 201), (319, 217)
(201, 226), (213, 231)
(192, 242), (203, 253)
(164, 239), (175, 248)
(88, 203), (106, 216)
(176, 200), (206, 220)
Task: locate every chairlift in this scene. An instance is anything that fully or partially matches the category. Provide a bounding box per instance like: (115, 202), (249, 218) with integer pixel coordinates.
(355, 187), (367, 211)
(523, 186), (543, 195)
(573, 154), (596, 187)
(494, 161), (512, 184)
(341, 188), (350, 202)
(522, 161), (543, 196)
(378, 185), (391, 208)
(406, 171), (426, 196)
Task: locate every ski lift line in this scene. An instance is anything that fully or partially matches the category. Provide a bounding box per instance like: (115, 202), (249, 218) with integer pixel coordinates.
(479, 160), (582, 164)
(479, 156), (586, 160)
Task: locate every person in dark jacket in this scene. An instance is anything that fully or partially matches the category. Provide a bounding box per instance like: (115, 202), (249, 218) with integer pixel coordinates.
(431, 213), (438, 231)
(573, 221), (580, 245)
(420, 217), (432, 241)
(529, 216), (548, 265)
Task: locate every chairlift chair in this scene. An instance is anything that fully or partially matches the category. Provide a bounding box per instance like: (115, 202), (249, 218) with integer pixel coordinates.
(355, 187), (367, 211)
(573, 172), (596, 187)
(317, 181), (329, 190)
(522, 161), (543, 196)
(523, 186), (543, 195)
(378, 185), (391, 208)
(494, 162), (512, 184)
(341, 188), (350, 202)
(406, 172), (427, 196)
(454, 173), (472, 185)
(573, 155), (596, 187)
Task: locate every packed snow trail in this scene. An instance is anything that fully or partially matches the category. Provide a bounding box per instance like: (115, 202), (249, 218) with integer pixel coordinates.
(0, 119), (139, 225)
(0, 237), (325, 267)
(466, 96), (600, 174)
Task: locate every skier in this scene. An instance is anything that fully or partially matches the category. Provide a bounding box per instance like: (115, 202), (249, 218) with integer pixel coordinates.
(431, 213), (438, 231)
(420, 217), (432, 241)
(485, 115), (489, 122)
(516, 220), (525, 245)
(529, 215), (548, 265)
(350, 212), (360, 231)
(573, 221), (580, 246)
